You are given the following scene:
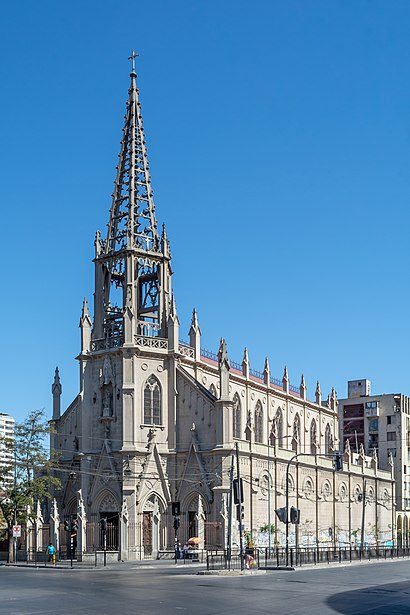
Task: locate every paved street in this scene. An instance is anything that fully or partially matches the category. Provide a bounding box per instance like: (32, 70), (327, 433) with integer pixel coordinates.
(1, 560), (410, 615)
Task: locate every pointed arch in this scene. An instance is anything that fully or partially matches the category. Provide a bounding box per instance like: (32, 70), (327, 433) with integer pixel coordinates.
(310, 419), (318, 454)
(274, 408), (284, 448)
(292, 414), (301, 453)
(254, 401), (263, 443)
(233, 394), (241, 439)
(143, 375), (162, 425)
(325, 423), (333, 454)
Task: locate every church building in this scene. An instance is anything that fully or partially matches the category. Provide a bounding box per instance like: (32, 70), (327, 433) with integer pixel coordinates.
(50, 57), (395, 561)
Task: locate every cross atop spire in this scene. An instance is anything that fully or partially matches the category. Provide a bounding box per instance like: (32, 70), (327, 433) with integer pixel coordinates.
(128, 49), (139, 74)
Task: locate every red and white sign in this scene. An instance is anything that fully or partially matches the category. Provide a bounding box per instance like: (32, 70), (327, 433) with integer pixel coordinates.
(12, 525), (21, 538)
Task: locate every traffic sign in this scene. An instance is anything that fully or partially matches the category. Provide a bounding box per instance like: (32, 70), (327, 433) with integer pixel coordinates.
(12, 525), (21, 538)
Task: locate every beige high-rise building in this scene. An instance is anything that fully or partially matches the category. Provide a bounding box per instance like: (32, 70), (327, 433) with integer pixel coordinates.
(339, 379), (410, 546)
(50, 59), (395, 560)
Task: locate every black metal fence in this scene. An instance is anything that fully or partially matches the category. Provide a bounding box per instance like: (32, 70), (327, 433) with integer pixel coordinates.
(206, 546), (410, 570)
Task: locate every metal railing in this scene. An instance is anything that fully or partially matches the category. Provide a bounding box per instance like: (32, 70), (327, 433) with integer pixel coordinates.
(206, 546), (410, 570)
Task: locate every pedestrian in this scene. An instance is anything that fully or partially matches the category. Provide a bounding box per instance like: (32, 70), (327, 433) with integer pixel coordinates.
(245, 542), (255, 570)
(47, 542), (56, 565)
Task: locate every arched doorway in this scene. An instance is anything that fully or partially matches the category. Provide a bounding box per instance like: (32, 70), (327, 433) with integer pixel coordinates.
(97, 492), (119, 550)
(142, 494), (165, 559)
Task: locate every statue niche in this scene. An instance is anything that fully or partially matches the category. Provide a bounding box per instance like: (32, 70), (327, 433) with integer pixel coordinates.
(102, 383), (113, 417)
(100, 357), (115, 418)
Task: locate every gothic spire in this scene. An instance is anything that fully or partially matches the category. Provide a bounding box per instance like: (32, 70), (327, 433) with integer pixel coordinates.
(105, 51), (159, 255)
(92, 55), (173, 345)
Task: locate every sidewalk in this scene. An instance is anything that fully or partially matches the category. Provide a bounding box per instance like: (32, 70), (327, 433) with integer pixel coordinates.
(2, 557), (207, 571)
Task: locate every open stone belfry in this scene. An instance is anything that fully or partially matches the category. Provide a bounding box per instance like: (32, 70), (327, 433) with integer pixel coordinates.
(50, 56), (395, 561)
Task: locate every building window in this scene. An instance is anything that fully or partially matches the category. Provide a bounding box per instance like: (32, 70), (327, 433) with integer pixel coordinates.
(368, 419), (378, 432)
(310, 419), (317, 454)
(143, 375), (161, 425)
(325, 424), (333, 454)
(387, 432), (396, 441)
(387, 416), (393, 425)
(274, 409), (283, 448)
(233, 395), (241, 439)
(292, 414), (301, 453)
(254, 402), (263, 443)
(387, 448), (397, 458)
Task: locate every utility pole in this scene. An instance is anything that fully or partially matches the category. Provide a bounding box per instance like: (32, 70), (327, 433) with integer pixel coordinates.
(360, 479), (367, 554)
(13, 446), (17, 564)
(267, 431), (271, 555)
(227, 454), (234, 569)
(235, 442), (244, 570)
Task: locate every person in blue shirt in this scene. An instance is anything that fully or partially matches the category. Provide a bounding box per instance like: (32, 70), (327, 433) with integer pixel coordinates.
(47, 543), (56, 565)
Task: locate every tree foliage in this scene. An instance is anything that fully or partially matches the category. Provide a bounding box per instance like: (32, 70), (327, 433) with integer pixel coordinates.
(0, 409), (60, 552)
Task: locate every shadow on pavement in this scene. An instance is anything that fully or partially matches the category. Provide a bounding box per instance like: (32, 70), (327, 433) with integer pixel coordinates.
(327, 580), (410, 615)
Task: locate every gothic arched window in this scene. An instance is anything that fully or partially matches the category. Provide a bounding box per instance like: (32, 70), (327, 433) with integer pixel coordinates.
(275, 409), (283, 448)
(254, 402), (263, 443)
(310, 419), (317, 454)
(143, 375), (161, 425)
(292, 414), (301, 453)
(325, 424), (333, 454)
(233, 394), (241, 439)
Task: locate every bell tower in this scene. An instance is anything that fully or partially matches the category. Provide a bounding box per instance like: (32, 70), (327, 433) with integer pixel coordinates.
(92, 51), (172, 349)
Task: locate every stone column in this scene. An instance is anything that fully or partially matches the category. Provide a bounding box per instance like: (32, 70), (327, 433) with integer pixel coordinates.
(35, 501), (44, 554)
(26, 505), (34, 561)
(152, 497), (161, 559)
(196, 496), (206, 544)
(76, 489), (87, 561)
(50, 498), (60, 553)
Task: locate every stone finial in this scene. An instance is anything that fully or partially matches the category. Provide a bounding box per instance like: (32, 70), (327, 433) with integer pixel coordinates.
(79, 298), (92, 353)
(218, 338), (230, 369)
(315, 381), (322, 405)
(189, 308), (201, 359)
(94, 230), (101, 257)
(300, 374), (306, 400)
(282, 366), (289, 393)
(263, 357), (270, 386)
(242, 347), (249, 379)
(167, 292), (179, 351)
(52, 367), (62, 420)
(344, 438), (351, 455)
(169, 292), (179, 322)
(52, 367), (62, 395)
(161, 223), (170, 258)
(189, 308), (200, 334)
(218, 338), (230, 401)
(82, 297), (90, 318)
(330, 387), (338, 411)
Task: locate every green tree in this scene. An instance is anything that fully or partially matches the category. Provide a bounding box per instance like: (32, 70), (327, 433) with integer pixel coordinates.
(0, 409), (60, 562)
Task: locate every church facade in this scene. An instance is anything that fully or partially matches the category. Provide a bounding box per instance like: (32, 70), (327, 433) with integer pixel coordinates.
(50, 58), (395, 560)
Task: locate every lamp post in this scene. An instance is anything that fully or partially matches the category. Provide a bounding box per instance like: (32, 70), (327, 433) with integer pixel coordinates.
(285, 453), (299, 567)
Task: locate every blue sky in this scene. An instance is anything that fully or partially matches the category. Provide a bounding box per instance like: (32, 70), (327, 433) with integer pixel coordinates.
(2, 1), (410, 422)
